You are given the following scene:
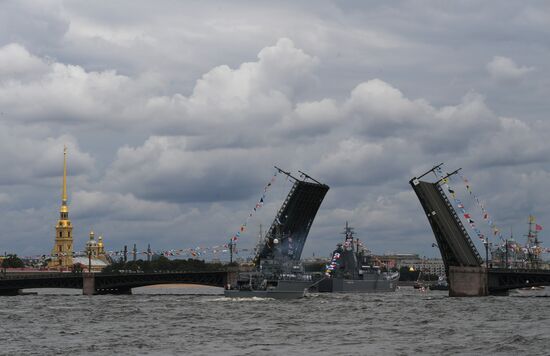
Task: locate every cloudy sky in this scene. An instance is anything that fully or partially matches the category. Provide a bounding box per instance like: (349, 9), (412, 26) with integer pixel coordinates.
(1, 1), (549, 260)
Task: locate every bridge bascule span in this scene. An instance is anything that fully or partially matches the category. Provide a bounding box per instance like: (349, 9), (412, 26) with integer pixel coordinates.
(410, 164), (550, 296)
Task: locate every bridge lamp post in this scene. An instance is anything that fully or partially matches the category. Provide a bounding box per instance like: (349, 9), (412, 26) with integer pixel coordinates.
(505, 240), (509, 269)
(229, 239), (234, 264)
(88, 250), (92, 273)
(484, 239), (489, 269)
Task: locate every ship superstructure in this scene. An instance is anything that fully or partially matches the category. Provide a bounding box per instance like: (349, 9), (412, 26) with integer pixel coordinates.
(318, 222), (398, 293)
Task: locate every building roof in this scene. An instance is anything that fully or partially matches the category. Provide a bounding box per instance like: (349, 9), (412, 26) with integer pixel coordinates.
(72, 257), (108, 267)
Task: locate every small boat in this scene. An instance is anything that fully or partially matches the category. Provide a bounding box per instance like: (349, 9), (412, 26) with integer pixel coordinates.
(429, 276), (449, 291)
(413, 282), (425, 289)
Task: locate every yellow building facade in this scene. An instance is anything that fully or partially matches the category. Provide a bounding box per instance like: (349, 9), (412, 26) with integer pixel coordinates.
(74, 230), (110, 272)
(85, 230), (107, 259)
(48, 147), (74, 270)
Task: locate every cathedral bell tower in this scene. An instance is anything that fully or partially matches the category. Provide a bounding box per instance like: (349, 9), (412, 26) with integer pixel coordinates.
(49, 146), (73, 269)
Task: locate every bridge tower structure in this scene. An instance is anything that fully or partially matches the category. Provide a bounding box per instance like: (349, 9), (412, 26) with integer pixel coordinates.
(48, 146), (74, 270)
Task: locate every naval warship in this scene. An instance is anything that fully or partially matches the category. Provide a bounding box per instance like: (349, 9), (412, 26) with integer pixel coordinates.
(224, 167), (329, 299)
(317, 223), (399, 293)
(224, 259), (315, 299)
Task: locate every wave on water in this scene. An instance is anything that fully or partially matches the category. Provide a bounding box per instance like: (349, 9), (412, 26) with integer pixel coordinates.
(2, 287), (549, 355)
(208, 296), (275, 302)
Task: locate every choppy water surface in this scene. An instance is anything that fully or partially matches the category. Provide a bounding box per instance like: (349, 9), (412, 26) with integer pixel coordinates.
(1, 286), (548, 355)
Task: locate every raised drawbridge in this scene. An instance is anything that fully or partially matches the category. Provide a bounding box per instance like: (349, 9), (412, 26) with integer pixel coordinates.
(410, 165), (483, 275)
(410, 164), (550, 296)
(254, 167), (329, 266)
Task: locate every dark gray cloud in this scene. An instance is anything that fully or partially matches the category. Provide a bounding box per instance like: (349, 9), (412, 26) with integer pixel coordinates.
(0, 1), (549, 260)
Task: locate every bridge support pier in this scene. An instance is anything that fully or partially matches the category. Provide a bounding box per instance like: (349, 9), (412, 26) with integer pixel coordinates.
(83, 273), (96, 295)
(449, 266), (488, 297)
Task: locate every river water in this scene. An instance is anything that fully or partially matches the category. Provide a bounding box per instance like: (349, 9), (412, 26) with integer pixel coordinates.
(0, 286), (548, 355)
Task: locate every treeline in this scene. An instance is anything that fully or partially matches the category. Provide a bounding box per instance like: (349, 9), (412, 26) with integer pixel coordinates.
(102, 256), (231, 273)
(1, 254), (25, 268)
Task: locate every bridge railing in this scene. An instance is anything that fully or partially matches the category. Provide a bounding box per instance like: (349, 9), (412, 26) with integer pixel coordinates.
(488, 267), (550, 273)
(0, 272), (79, 280)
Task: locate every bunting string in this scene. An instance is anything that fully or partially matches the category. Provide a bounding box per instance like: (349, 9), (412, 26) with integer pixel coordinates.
(435, 167), (487, 242)
(324, 251), (341, 277)
(230, 170), (278, 242)
(458, 172), (505, 243)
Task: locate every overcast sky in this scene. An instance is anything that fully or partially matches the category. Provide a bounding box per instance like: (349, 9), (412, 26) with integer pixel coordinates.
(1, 1), (549, 260)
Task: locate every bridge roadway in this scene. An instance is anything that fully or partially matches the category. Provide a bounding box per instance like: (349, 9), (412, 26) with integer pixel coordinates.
(488, 268), (550, 294)
(0, 271), (234, 296)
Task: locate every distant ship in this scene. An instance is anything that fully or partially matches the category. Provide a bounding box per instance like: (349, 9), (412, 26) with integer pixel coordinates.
(317, 223), (399, 293)
(224, 167), (329, 299)
(224, 260), (314, 299)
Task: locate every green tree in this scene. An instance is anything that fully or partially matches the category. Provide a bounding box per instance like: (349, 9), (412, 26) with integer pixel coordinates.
(2, 254), (25, 268)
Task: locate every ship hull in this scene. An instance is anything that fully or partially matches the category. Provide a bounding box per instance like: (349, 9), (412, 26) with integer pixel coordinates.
(318, 277), (396, 293)
(224, 280), (312, 299)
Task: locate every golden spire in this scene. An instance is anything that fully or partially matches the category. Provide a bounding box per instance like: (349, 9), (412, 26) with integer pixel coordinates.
(60, 146), (69, 216)
(62, 146), (68, 205)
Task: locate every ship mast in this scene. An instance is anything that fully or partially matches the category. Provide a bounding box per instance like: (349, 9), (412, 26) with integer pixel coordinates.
(525, 215), (539, 267)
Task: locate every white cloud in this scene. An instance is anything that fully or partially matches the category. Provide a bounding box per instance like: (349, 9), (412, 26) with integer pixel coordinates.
(102, 136), (277, 203)
(0, 43), (49, 80)
(0, 124), (95, 185)
(72, 190), (181, 221)
(487, 56), (534, 81)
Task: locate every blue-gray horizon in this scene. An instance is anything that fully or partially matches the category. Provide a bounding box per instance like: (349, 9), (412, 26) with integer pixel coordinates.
(0, 1), (549, 261)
